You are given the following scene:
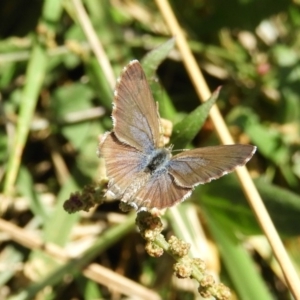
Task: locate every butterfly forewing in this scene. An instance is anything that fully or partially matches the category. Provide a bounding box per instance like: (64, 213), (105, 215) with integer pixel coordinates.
(113, 60), (161, 152)
(168, 144), (256, 187)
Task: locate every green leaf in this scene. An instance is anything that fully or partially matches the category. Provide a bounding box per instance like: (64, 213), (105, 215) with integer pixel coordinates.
(141, 38), (177, 120)
(200, 175), (300, 237)
(17, 166), (48, 220)
(86, 56), (114, 109)
(4, 41), (48, 196)
(141, 37), (175, 78)
(51, 83), (94, 118)
(205, 214), (274, 300)
(43, 176), (80, 246)
(255, 177), (300, 237)
(228, 107), (289, 164)
(199, 175), (261, 237)
(170, 87), (221, 149)
(51, 83), (95, 150)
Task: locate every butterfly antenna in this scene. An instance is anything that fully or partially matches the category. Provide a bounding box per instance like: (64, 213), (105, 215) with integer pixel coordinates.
(171, 148), (189, 153)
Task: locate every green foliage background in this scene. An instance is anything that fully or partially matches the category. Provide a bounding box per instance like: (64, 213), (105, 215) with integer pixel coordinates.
(0, 0), (300, 299)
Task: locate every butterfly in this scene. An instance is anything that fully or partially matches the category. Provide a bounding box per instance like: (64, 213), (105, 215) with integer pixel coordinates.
(99, 60), (256, 210)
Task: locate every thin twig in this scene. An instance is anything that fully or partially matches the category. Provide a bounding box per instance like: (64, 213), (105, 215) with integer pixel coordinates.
(71, 0), (116, 89)
(0, 217), (160, 300)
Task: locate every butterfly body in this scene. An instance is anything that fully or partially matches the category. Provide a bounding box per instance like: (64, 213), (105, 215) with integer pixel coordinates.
(145, 148), (171, 173)
(99, 60), (256, 210)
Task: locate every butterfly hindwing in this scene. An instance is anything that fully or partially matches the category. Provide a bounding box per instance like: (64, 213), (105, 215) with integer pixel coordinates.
(132, 171), (192, 209)
(100, 132), (146, 198)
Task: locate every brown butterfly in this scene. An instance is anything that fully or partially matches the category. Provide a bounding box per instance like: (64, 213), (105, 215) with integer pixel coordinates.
(99, 60), (256, 210)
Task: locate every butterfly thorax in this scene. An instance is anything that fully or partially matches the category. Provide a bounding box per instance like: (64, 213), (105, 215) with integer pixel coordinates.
(145, 148), (171, 174)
